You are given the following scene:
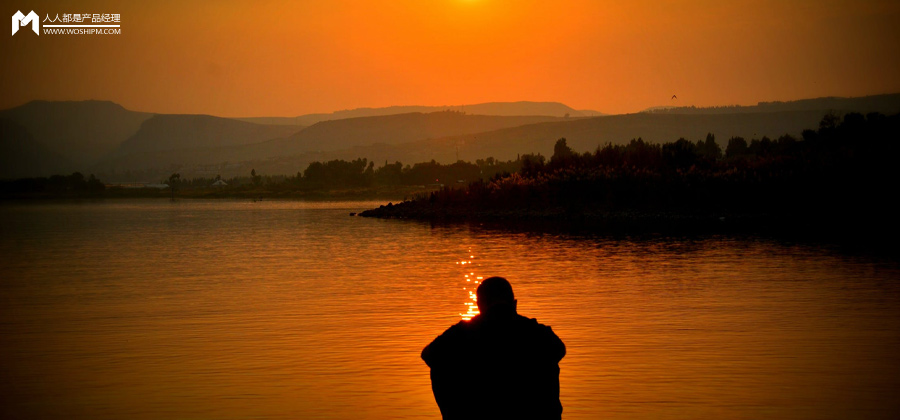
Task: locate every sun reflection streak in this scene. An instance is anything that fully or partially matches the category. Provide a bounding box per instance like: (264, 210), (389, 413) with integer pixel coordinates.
(458, 249), (483, 321)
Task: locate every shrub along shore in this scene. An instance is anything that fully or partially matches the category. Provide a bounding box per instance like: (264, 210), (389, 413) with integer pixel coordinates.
(361, 113), (900, 237)
(4, 112), (898, 239)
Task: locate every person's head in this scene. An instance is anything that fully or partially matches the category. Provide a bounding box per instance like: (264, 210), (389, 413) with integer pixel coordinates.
(476, 277), (517, 315)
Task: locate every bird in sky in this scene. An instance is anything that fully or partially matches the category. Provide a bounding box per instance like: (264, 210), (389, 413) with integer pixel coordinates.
(671, 94), (677, 100)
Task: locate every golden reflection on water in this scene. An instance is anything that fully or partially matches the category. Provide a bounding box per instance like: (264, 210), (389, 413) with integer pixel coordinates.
(457, 249), (483, 320)
(2, 200), (900, 420)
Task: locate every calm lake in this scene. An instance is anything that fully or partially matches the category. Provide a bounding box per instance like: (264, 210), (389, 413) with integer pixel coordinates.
(1, 199), (898, 419)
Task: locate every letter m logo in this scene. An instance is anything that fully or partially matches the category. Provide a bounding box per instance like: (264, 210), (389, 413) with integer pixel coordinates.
(12, 10), (39, 36)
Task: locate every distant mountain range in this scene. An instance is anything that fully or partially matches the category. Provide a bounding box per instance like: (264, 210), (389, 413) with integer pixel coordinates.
(237, 101), (600, 126)
(225, 110), (840, 177)
(114, 114), (301, 155)
(1, 94), (898, 180)
(254, 112), (566, 155)
(642, 93), (900, 115)
(393, 110), (838, 164)
(0, 119), (73, 178)
(0, 100), (152, 171)
(96, 112), (566, 177)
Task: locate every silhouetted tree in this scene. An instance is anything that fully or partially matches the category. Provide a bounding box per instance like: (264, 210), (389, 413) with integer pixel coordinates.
(520, 153), (546, 177)
(820, 112), (840, 130)
(375, 161), (403, 185)
(87, 174), (104, 194)
(697, 133), (722, 161)
(167, 173), (180, 198)
(303, 158), (371, 187)
(748, 136), (773, 156)
(551, 138), (574, 166)
(624, 138), (660, 168)
(725, 136), (748, 158)
(663, 138), (698, 169)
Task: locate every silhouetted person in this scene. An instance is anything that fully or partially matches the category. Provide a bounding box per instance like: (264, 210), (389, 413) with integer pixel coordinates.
(422, 277), (565, 420)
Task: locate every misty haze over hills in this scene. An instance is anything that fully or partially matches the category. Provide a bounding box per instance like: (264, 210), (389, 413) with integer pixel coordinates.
(1, 94), (898, 180)
(0, 100), (152, 172)
(363, 110), (841, 165)
(643, 93), (900, 115)
(252, 112), (567, 155)
(237, 101), (599, 126)
(114, 114), (302, 155)
(95, 112), (566, 178)
(0, 120), (73, 178)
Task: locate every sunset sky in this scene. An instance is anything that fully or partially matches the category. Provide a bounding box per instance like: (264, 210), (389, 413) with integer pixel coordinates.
(3, 0), (899, 117)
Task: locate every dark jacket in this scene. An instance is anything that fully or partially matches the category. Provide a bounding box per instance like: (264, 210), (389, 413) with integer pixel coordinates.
(421, 310), (566, 420)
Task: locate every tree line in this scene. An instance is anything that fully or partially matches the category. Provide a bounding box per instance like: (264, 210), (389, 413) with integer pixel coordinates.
(172, 157), (524, 194)
(364, 112), (900, 228)
(0, 172), (105, 196)
(5, 112), (897, 211)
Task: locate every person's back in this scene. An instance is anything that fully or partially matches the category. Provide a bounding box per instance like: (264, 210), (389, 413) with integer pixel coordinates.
(421, 277), (565, 420)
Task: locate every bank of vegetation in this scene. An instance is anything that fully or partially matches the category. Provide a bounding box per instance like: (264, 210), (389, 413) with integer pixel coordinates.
(5, 111), (898, 237)
(0, 172), (107, 198)
(361, 112), (900, 235)
(0, 155), (523, 200)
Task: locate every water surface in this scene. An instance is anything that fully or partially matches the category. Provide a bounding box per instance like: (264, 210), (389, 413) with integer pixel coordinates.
(1, 199), (898, 419)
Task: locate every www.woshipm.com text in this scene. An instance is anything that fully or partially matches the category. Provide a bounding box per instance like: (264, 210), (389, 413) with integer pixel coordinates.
(43, 27), (121, 35)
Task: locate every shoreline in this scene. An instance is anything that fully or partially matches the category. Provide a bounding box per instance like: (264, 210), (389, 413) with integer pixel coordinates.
(0, 185), (435, 202)
(358, 200), (900, 248)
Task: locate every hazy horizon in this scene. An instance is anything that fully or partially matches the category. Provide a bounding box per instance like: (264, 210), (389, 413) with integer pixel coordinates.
(4, 0), (899, 118)
(6, 93), (900, 120)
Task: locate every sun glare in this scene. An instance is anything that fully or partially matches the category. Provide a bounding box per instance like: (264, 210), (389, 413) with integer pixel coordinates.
(458, 250), (481, 320)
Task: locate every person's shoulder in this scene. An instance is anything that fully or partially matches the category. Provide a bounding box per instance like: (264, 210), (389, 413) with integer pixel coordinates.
(442, 319), (475, 335)
(516, 314), (549, 327)
(517, 314), (559, 334)
(423, 319), (474, 365)
(517, 314), (566, 359)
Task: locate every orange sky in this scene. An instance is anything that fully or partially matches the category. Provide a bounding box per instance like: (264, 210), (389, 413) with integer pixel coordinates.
(3, 0), (899, 116)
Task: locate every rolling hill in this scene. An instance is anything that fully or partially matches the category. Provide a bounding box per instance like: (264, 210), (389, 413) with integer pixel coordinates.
(3, 94), (899, 181)
(228, 110), (839, 177)
(238, 101), (595, 126)
(0, 119), (73, 179)
(97, 108), (860, 180)
(94, 112), (566, 176)
(409, 110), (836, 163)
(0, 100), (152, 171)
(112, 114), (302, 155)
(644, 93), (900, 115)
(258, 111), (566, 155)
